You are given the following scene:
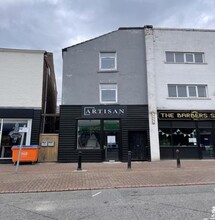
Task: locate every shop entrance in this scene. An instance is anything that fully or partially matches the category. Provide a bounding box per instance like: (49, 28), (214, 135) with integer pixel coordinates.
(104, 131), (119, 161)
(104, 120), (120, 161)
(200, 129), (214, 159)
(128, 131), (148, 161)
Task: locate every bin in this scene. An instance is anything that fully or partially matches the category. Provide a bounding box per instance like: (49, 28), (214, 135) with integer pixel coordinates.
(12, 145), (40, 164)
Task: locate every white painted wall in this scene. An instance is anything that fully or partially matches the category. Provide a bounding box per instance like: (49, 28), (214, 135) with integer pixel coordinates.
(0, 49), (44, 108)
(144, 27), (160, 161)
(153, 29), (215, 110)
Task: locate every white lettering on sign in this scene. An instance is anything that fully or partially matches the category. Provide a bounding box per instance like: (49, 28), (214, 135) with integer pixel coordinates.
(84, 107), (125, 116)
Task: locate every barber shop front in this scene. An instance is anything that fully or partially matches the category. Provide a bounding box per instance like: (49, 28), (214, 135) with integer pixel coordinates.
(159, 111), (215, 159)
(58, 105), (150, 162)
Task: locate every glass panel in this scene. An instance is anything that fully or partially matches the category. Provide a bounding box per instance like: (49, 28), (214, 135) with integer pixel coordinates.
(101, 57), (115, 69)
(188, 86), (197, 97)
(159, 128), (171, 146)
(175, 52), (184, 63)
(194, 53), (203, 63)
(102, 90), (116, 101)
(166, 52), (174, 62)
(100, 53), (116, 70)
(77, 120), (101, 149)
(200, 128), (214, 159)
(198, 85), (206, 97)
(178, 85), (187, 97)
(1, 121), (27, 158)
(104, 120), (120, 131)
(172, 128), (197, 147)
(185, 53), (194, 62)
(168, 85), (177, 97)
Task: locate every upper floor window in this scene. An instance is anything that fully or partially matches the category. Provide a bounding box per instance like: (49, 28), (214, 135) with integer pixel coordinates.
(166, 52), (204, 64)
(99, 52), (117, 71)
(168, 84), (207, 98)
(100, 84), (117, 103)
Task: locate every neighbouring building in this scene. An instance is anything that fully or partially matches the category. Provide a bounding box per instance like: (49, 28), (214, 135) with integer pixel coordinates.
(0, 48), (57, 163)
(149, 27), (215, 160)
(59, 26), (215, 162)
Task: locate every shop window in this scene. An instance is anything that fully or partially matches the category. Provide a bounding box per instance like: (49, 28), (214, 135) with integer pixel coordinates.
(77, 120), (101, 149)
(172, 128), (197, 146)
(159, 128), (171, 146)
(0, 119), (30, 158)
(159, 128), (197, 147)
(99, 52), (117, 71)
(104, 120), (120, 131)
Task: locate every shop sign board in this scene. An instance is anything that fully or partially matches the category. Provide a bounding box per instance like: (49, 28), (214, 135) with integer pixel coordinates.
(82, 106), (127, 118)
(159, 111), (215, 120)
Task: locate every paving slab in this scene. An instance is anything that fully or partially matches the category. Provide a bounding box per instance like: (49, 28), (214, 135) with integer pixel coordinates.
(0, 160), (215, 194)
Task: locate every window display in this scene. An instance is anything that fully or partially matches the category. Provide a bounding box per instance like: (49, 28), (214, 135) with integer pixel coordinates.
(0, 119), (30, 158)
(77, 120), (101, 149)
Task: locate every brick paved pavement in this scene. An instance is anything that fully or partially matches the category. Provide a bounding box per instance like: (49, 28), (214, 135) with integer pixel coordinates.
(0, 160), (215, 194)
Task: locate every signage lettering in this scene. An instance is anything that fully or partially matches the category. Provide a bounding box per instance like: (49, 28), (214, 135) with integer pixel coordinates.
(159, 111), (215, 120)
(82, 106), (127, 118)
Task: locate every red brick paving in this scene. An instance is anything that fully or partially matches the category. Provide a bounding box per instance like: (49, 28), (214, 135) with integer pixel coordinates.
(0, 160), (215, 194)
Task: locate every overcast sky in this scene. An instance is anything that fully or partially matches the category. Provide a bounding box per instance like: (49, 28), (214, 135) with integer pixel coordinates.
(1, 0), (215, 103)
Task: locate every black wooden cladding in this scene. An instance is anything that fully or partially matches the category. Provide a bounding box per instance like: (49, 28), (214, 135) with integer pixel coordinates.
(0, 108), (34, 118)
(58, 105), (150, 162)
(31, 110), (42, 145)
(121, 105), (149, 161)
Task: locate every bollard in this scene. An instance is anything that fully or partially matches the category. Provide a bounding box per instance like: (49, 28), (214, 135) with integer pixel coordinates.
(77, 151), (82, 171)
(176, 149), (181, 168)
(127, 151), (131, 169)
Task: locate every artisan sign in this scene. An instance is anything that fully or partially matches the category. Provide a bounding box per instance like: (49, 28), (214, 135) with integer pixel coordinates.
(159, 111), (215, 120)
(82, 106), (127, 118)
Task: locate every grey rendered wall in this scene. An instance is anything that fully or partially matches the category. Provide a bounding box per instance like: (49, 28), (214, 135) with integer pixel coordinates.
(62, 29), (148, 105)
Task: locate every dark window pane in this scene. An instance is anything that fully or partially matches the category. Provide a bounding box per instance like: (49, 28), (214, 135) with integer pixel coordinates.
(195, 53), (203, 63)
(172, 128), (197, 146)
(175, 52), (184, 63)
(198, 85), (206, 97)
(178, 85), (187, 97)
(101, 57), (115, 69)
(159, 128), (171, 146)
(185, 53), (194, 62)
(102, 90), (116, 101)
(168, 85), (177, 97)
(104, 120), (120, 131)
(77, 120), (101, 149)
(166, 52), (174, 62)
(188, 86), (196, 97)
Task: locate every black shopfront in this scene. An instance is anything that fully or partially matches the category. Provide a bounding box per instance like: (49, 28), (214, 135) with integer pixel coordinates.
(159, 111), (215, 159)
(58, 105), (150, 162)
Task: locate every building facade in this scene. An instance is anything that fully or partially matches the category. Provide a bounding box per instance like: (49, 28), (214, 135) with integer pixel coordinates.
(59, 29), (150, 162)
(0, 48), (57, 162)
(150, 27), (215, 159)
(59, 26), (215, 162)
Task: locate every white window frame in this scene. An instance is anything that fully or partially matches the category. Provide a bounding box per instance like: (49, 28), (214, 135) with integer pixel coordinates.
(166, 52), (204, 64)
(99, 84), (118, 104)
(99, 52), (117, 71)
(168, 84), (207, 98)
